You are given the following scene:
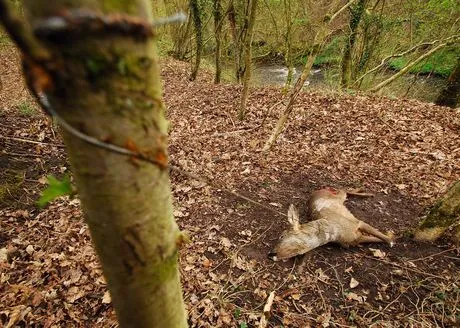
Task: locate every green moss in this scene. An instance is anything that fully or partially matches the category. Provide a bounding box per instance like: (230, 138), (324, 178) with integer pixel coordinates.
(419, 181), (460, 229)
(17, 101), (37, 116)
(309, 36), (345, 66)
(147, 250), (180, 283)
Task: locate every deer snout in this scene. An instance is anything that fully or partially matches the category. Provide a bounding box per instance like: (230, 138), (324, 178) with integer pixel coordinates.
(267, 251), (278, 261)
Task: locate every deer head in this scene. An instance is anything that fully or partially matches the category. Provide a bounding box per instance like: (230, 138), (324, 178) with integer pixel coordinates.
(268, 204), (324, 261)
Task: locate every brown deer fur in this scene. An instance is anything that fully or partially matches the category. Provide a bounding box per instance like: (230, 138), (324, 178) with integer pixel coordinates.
(269, 188), (394, 261)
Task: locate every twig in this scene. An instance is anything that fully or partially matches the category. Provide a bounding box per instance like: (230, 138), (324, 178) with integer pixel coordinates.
(0, 135), (65, 148)
(362, 254), (447, 280)
(2, 151), (42, 158)
(410, 248), (459, 262)
(259, 291), (275, 328)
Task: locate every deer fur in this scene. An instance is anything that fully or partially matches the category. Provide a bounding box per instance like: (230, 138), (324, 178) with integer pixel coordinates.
(269, 188), (395, 261)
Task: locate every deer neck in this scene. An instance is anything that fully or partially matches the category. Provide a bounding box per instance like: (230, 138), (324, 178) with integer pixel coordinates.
(299, 219), (341, 249)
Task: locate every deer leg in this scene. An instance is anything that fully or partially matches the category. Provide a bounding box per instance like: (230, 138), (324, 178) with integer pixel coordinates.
(358, 221), (394, 246)
(356, 235), (386, 244)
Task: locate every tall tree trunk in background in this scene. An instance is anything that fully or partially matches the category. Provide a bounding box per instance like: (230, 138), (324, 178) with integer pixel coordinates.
(239, 0), (258, 120)
(213, 0), (223, 83)
(167, 0), (193, 60)
(190, 0), (203, 80)
(0, 0), (188, 326)
(228, 1), (243, 83)
(263, 0), (357, 151)
(283, 0), (294, 91)
(341, 0), (367, 88)
(436, 56), (460, 108)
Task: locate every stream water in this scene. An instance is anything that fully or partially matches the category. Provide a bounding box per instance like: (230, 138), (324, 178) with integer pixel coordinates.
(251, 64), (447, 103)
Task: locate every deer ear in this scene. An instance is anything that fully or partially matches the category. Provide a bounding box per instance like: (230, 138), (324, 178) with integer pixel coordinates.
(287, 204), (300, 231)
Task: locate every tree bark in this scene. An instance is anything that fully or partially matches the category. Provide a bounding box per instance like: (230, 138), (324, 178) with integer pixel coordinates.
(190, 0), (203, 80)
(213, 0), (223, 83)
(238, 0), (258, 120)
(228, 1), (243, 83)
(168, 1), (193, 61)
(435, 56), (460, 108)
(415, 181), (460, 243)
(1, 0), (188, 326)
(341, 0), (367, 88)
(283, 0), (294, 91)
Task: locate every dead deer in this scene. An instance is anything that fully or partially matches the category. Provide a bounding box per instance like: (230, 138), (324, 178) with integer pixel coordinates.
(269, 188), (394, 261)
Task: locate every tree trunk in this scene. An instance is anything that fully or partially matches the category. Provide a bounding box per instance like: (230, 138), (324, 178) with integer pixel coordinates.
(238, 0), (258, 120)
(190, 0), (203, 81)
(415, 181), (460, 243)
(1, 0), (188, 326)
(341, 0), (367, 88)
(283, 0), (294, 91)
(166, 0), (193, 60)
(228, 1), (243, 83)
(213, 0), (223, 84)
(435, 56), (460, 108)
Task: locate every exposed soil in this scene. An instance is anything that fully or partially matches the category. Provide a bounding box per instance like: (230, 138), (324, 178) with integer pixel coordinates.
(1, 45), (459, 327)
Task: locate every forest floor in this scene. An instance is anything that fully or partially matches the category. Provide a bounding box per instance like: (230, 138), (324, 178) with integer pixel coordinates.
(1, 45), (459, 328)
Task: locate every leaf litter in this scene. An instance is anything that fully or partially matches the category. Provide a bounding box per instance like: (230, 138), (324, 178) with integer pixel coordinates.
(0, 49), (459, 327)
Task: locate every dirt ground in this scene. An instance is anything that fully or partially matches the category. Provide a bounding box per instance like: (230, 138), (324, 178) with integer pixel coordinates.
(1, 44), (459, 327)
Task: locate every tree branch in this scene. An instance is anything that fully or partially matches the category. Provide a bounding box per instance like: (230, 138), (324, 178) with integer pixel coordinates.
(369, 36), (459, 93)
(354, 34), (459, 86)
(329, 0), (358, 23)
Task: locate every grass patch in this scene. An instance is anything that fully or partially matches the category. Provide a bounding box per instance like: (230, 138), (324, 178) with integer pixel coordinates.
(0, 168), (25, 207)
(314, 36), (345, 66)
(388, 46), (457, 77)
(0, 33), (13, 47)
(17, 101), (37, 117)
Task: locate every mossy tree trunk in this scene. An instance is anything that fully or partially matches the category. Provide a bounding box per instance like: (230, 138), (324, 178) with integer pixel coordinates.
(1, 0), (188, 326)
(228, 0), (243, 83)
(283, 0), (294, 91)
(415, 181), (460, 243)
(435, 56), (460, 108)
(341, 0), (367, 88)
(213, 0), (223, 83)
(190, 0), (203, 80)
(167, 0), (193, 60)
(238, 0), (258, 120)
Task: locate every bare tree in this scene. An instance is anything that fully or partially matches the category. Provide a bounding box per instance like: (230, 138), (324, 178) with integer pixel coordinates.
(283, 0), (295, 90)
(190, 0), (203, 80)
(239, 0), (258, 119)
(0, 0), (188, 327)
(341, 0), (367, 88)
(213, 0), (224, 83)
